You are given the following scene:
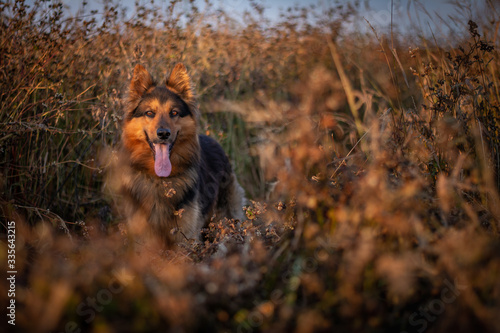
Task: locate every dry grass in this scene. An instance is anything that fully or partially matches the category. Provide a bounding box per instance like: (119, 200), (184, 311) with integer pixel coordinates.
(1, 0), (500, 332)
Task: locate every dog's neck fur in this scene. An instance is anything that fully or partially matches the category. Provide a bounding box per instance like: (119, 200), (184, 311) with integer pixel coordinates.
(117, 143), (203, 246)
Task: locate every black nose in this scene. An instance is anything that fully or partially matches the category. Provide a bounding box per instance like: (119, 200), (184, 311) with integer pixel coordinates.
(157, 128), (171, 140)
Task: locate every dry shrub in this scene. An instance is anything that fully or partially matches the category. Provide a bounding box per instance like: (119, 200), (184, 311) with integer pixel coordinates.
(1, 0), (500, 332)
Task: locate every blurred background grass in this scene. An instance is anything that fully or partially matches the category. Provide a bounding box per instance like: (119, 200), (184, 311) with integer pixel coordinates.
(1, 0), (500, 332)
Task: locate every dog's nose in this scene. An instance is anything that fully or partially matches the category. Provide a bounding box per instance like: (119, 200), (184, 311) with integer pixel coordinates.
(157, 128), (171, 140)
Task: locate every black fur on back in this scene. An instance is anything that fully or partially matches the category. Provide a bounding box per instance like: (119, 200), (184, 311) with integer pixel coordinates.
(196, 135), (234, 217)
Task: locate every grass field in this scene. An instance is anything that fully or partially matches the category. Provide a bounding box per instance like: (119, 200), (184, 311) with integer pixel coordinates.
(1, 0), (500, 332)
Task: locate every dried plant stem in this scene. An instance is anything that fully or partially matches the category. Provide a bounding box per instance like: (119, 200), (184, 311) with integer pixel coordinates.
(327, 39), (364, 137)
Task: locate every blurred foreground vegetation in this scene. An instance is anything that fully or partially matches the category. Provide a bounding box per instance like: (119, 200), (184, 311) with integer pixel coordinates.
(1, 0), (500, 332)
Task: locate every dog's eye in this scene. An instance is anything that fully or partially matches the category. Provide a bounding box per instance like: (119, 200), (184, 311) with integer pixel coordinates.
(145, 111), (155, 118)
(170, 109), (179, 117)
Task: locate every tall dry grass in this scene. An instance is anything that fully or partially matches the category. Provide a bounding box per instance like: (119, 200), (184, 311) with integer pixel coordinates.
(1, 0), (500, 332)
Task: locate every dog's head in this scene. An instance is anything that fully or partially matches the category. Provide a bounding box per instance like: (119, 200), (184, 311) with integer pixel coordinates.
(122, 63), (199, 178)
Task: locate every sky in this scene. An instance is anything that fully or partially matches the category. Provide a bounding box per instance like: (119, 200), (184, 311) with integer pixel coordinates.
(47, 0), (496, 37)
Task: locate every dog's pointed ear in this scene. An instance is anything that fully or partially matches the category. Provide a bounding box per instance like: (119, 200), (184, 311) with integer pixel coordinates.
(129, 64), (154, 103)
(166, 63), (197, 113)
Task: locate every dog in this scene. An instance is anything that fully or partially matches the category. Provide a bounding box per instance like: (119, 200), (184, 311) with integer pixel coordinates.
(107, 63), (245, 247)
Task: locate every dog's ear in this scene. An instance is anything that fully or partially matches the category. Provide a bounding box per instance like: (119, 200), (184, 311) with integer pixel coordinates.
(128, 64), (154, 103)
(166, 63), (197, 113)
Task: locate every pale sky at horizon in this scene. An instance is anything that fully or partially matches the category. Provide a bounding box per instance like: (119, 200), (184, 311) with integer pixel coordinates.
(24, 0), (498, 37)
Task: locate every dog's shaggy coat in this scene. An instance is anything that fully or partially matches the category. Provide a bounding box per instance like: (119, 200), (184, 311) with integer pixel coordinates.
(107, 63), (245, 247)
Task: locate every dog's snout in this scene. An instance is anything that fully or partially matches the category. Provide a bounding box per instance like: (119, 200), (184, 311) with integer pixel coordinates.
(157, 128), (171, 140)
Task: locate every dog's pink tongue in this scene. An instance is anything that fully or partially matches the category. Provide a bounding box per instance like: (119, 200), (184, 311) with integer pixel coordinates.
(154, 144), (172, 177)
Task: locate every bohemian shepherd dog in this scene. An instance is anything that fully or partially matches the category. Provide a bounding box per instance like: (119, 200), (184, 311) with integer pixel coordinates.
(107, 63), (245, 247)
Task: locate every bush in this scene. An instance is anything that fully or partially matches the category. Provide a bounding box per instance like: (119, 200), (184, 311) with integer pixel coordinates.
(1, 0), (499, 332)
